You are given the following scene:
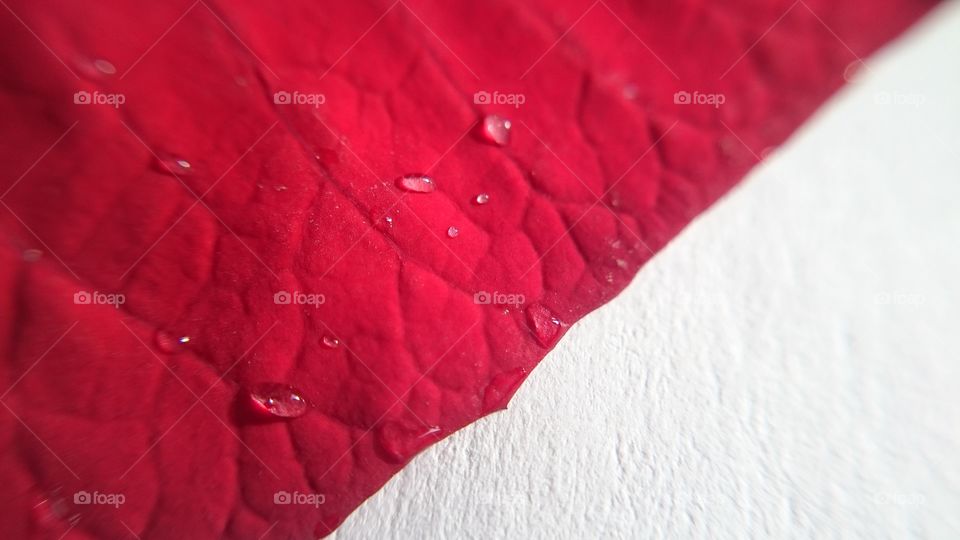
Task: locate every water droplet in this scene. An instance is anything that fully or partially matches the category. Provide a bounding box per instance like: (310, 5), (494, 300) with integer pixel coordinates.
(322, 335), (340, 349)
(481, 114), (511, 146)
(447, 226), (459, 238)
(482, 367), (528, 413)
(273, 184), (287, 192)
(474, 193), (490, 205)
(622, 83), (640, 100)
(155, 331), (191, 354)
(395, 174), (436, 193)
(843, 60), (867, 82)
(248, 383), (308, 418)
(384, 216), (394, 227)
(525, 303), (565, 347)
(31, 497), (60, 526)
(615, 258), (628, 269)
(155, 155), (192, 176)
(22, 249), (42, 262)
(375, 421), (442, 463)
(93, 59), (116, 75)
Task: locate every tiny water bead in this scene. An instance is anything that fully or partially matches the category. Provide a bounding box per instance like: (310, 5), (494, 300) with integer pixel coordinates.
(93, 59), (116, 75)
(395, 174), (436, 193)
(322, 335), (340, 349)
(375, 421), (443, 463)
(447, 226), (460, 238)
(155, 155), (192, 175)
(248, 383), (308, 418)
(481, 114), (511, 146)
(474, 192), (490, 205)
(384, 216), (394, 227)
(155, 331), (191, 354)
(482, 367), (529, 413)
(22, 249), (43, 262)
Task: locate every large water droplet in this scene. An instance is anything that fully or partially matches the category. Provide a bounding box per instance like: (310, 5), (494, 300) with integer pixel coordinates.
(155, 331), (191, 354)
(375, 421), (442, 463)
(322, 335), (340, 349)
(525, 303), (565, 347)
(395, 174), (436, 193)
(447, 226), (459, 238)
(32, 497), (62, 527)
(248, 383), (308, 418)
(482, 367), (529, 413)
(474, 193), (490, 205)
(481, 115), (511, 146)
(32, 489), (79, 530)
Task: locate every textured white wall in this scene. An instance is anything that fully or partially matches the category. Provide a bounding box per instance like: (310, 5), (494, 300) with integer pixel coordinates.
(335, 4), (960, 538)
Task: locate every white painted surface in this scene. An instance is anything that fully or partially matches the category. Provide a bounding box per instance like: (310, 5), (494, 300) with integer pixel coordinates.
(336, 4), (960, 538)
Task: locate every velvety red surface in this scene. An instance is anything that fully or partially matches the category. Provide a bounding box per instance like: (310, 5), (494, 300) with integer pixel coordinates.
(0, 0), (936, 537)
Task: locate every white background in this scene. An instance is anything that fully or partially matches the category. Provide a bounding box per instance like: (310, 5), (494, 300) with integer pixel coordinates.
(335, 3), (960, 538)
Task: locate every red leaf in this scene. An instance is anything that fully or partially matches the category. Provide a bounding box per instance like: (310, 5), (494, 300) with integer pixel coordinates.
(0, 0), (937, 537)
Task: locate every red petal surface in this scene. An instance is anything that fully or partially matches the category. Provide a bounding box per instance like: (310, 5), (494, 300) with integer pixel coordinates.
(0, 0), (937, 538)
